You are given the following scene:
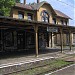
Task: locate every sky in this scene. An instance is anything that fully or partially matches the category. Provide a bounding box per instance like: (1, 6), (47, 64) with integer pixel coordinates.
(20, 0), (75, 26)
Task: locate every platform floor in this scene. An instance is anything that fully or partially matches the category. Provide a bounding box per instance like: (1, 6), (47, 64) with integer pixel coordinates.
(0, 46), (75, 65)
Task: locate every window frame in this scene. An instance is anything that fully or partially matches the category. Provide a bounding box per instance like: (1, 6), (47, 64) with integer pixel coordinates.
(18, 11), (24, 19)
(64, 21), (68, 25)
(60, 20), (64, 25)
(27, 13), (33, 20)
(4, 32), (14, 47)
(41, 10), (49, 23)
(53, 18), (56, 24)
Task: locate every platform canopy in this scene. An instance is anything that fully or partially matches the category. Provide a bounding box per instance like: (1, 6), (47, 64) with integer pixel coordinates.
(0, 16), (75, 32)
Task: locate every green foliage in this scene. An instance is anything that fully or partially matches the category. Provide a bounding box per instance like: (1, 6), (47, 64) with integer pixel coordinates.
(0, 0), (20, 16)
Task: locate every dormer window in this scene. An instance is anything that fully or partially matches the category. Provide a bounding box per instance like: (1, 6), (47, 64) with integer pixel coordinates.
(41, 10), (49, 23)
(18, 11), (24, 19)
(53, 18), (56, 24)
(27, 13), (33, 20)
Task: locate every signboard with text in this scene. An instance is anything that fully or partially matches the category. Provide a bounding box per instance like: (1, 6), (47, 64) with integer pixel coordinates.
(47, 27), (58, 32)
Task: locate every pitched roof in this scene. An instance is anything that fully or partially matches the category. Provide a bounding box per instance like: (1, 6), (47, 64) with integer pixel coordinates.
(31, 1), (48, 10)
(31, 1), (56, 14)
(14, 3), (33, 10)
(54, 9), (71, 19)
(14, 1), (56, 14)
(13, 1), (71, 19)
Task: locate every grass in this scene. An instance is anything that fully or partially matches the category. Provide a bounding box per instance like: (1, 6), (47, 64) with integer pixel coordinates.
(9, 59), (74, 75)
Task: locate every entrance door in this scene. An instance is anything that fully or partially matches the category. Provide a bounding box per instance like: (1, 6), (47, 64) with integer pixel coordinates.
(17, 31), (25, 49)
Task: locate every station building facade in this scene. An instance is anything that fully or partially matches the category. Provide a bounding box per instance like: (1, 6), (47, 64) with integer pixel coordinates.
(0, 0), (75, 55)
(10, 0), (72, 47)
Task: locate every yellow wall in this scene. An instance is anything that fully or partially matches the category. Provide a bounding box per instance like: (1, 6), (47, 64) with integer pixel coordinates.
(56, 18), (69, 25)
(52, 15), (69, 25)
(11, 4), (54, 23)
(37, 4), (53, 23)
(12, 9), (18, 18)
(11, 4), (69, 25)
(12, 8), (36, 21)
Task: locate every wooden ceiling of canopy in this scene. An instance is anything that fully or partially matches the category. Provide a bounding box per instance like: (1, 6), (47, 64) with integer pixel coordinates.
(0, 16), (75, 33)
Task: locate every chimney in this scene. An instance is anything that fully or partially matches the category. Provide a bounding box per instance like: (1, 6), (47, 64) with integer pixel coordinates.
(37, 0), (40, 3)
(24, 0), (26, 4)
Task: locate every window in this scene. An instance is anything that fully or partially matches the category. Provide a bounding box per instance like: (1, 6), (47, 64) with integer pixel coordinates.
(18, 11), (24, 19)
(41, 10), (49, 23)
(45, 17), (49, 22)
(60, 20), (63, 25)
(64, 21), (67, 25)
(27, 13), (33, 20)
(53, 18), (56, 24)
(4, 32), (14, 47)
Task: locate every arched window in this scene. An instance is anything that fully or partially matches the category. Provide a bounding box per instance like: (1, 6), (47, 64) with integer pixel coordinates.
(41, 10), (49, 23)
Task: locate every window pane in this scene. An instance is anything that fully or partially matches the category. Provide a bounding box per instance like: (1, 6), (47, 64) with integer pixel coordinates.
(27, 13), (33, 20)
(41, 11), (49, 23)
(64, 21), (67, 25)
(53, 18), (56, 24)
(42, 17), (44, 22)
(45, 17), (48, 22)
(61, 20), (63, 25)
(18, 11), (24, 19)
(28, 16), (32, 20)
(18, 14), (23, 19)
(43, 12), (46, 16)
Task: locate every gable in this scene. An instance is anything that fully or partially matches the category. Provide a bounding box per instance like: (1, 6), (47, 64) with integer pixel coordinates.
(36, 3), (56, 22)
(39, 3), (56, 15)
(31, 1), (56, 15)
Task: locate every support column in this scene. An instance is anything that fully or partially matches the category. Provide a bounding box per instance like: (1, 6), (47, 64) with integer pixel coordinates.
(69, 30), (72, 51)
(34, 26), (38, 57)
(47, 32), (49, 47)
(55, 34), (57, 45)
(60, 28), (63, 53)
(51, 32), (53, 48)
(49, 33), (51, 47)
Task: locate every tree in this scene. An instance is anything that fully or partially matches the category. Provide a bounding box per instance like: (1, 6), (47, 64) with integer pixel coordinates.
(0, 0), (20, 16)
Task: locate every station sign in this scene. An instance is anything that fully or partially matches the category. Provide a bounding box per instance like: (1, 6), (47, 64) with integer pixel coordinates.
(47, 27), (58, 32)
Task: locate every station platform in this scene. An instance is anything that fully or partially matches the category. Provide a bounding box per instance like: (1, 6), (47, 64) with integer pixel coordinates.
(0, 47), (75, 75)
